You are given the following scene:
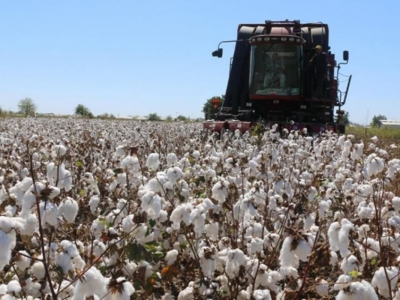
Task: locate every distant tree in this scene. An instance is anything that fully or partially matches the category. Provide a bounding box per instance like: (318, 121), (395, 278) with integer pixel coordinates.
(371, 114), (387, 127)
(165, 115), (173, 122)
(202, 95), (224, 120)
(148, 113), (162, 121)
(18, 98), (37, 117)
(75, 104), (93, 118)
(176, 115), (188, 122)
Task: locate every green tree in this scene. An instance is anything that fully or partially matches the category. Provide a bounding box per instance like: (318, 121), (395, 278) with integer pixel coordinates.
(371, 114), (387, 128)
(18, 98), (37, 117)
(176, 115), (188, 122)
(75, 104), (93, 118)
(202, 96), (224, 120)
(148, 113), (162, 121)
(165, 115), (173, 122)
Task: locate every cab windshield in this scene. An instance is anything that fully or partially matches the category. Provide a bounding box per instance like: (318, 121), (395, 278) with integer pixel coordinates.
(249, 43), (302, 96)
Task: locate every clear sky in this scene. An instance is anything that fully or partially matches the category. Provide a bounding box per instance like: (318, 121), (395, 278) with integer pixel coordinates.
(1, 1), (399, 124)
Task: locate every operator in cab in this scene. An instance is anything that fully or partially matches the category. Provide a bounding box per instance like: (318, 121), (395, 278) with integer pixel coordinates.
(263, 52), (286, 89)
(309, 45), (331, 98)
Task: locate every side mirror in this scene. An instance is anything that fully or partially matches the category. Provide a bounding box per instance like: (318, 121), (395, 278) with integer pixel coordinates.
(212, 48), (223, 58)
(343, 50), (349, 61)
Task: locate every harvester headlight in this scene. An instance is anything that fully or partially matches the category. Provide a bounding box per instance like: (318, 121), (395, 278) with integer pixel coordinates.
(289, 37), (295, 42)
(264, 37), (270, 41)
(257, 37), (262, 42)
(281, 37), (287, 41)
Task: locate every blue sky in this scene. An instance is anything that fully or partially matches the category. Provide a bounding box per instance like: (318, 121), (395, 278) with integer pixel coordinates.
(1, 1), (399, 124)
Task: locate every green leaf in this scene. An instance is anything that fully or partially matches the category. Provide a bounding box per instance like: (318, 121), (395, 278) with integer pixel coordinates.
(75, 160), (84, 168)
(113, 168), (124, 174)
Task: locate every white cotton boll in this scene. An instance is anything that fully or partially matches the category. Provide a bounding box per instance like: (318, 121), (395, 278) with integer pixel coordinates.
(56, 252), (72, 273)
(141, 191), (162, 220)
(58, 280), (75, 299)
(307, 186), (317, 201)
(211, 180), (229, 204)
(73, 256), (86, 270)
(146, 153), (160, 171)
(165, 249), (179, 265)
(338, 219), (354, 257)
(340, 255), (359, 273)
(7, 280), (21, 294)
(237, 290), (251, 300)
(19, 214), (38, 236)
(247, 237), (263, 256)
(328, 221), (341, 252)
(253, 289), (271, 300)
(279, 236), (297, 267)
(0, 284), (6, 295)
(115, 145), (125, 157)
(334, 274), (352, 290)
(336, 280), (378, 300)
(51, 144), (67, 156)
(192, 150), (201, 159)
(371, 136), (378, 143)
(39, 201), (59, 227)
(166, 153), (178, 166)
(61, 170), (72, 192)
(72, 267), (108, 300)
(31, 261), (46, 279)
(293, 238), (312, 262)
(91, 218), (106, 239)
(20, 190), (37, 216)
(89, 195), (100, 215)
(58, 197), (79, 223)
(0, 230), (11, 271)
(166, 167), (183, 185)
(372, 266), (399, 298)
(46, 162), (56, 184)
(205, 222), (219, 241)
(122, 214), (134, 232)
(15, 250), (31, 271)
(121, 155), (140, 173)
(177, 283), (194, 300)
(315, 278), (329, 297)
(392, 197), (400, 212)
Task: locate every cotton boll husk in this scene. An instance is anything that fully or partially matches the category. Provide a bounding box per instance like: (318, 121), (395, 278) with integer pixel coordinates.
(58, 197), (79, 223)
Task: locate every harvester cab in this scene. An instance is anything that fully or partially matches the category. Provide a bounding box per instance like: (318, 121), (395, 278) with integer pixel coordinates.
(203, 20), (352, 135)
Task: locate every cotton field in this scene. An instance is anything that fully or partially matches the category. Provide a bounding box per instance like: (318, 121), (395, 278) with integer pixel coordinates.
(1, 118), (400, 299)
